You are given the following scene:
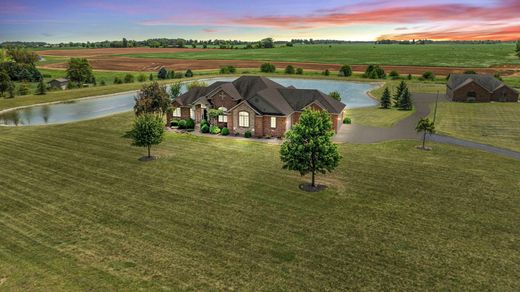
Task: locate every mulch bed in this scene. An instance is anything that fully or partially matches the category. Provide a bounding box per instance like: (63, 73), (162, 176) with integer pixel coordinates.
(299, 183), (328, 193)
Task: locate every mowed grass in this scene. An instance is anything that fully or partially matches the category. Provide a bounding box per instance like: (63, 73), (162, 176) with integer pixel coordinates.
(1, 113), (519, 290)
(346, 107), (414, 127)
(117, 43), (520, 67)
(433, 102), (520, 152)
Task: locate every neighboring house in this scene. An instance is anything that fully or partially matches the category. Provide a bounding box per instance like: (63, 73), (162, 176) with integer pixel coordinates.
(48, 78), (69, 90)
(171, 76), (346, 137)
(447, 74), (518, 102)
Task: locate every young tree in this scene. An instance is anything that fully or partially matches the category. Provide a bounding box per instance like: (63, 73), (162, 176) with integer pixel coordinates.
(339, 64), (352, 77)
(328, 91), (341, 101)
(280, 109), (341, 189)
(130, 114), (165, 159)
(134, 82), (171, 118)
(398, 87), (413, 110)
(170, 81), (182, 100)
(380, 87), (391, 109)
(36, 78), (47, 95)
(393, 80), (407, 106)
(66, 58), (94, 85)
(157, 67), (168, 80)
(416, 117), (435, 149)
(149, 73), (154, 81)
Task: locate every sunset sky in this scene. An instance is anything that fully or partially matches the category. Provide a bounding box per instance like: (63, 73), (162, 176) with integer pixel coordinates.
(1, 0), (519, 42)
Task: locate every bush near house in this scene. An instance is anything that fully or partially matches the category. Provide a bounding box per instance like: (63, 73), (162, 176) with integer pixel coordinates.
(244, 130), (252, 138)
(200, 124), (210, 133)
(221, 127), (230, 136)
(209, 125), (221, 134)
(343, 117), (352, 124)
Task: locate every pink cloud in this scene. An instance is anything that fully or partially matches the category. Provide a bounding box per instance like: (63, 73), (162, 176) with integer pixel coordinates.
(380, 25), (520, 41)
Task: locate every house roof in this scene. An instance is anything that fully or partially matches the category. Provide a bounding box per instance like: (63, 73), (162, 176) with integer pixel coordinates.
(448, 74), (504, 92)
(49, 78), (69, 83)
(176, 76), (346, 115)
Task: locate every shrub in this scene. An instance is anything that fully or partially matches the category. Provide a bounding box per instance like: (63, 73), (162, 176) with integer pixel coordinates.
(422, 71), (435, 80)
(343, 117), (352, 124)
(170, 120), (179, 127)
(99, 79), (106, 86)
(113, 76), (123, 84)
(124, 74), (135, 83)
(296, 68), (303, 75)
(364, 65), (386, 79)
(177, 119), (187, 129)
(185, 118), (195, 129)
(244, 130), (252, 138)
(209, 125), (221, 134)
(219, 65), (236, 74)
(185, 69), (193, 78)
(200, 124), (210, 133)
(322, 69), (330, 76)
(389, 70), (400, 79)
(285, 65), (295, 74)
(149, 73), (154, 81)
(137, 74), (147, 82)
(174, 72), (183, 79)
(260, 63), (276, 73)
(42, 74), (52, 78)
(221, 127), (230, 136)
(339, 65), (352, 77)
(200, 119), (209, 127)
(407, 74), (412, 80)
(17, 82), (30, 96)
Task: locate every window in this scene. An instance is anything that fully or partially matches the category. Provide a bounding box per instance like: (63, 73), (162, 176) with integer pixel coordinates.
(190, 108), (195, 120)
(467, 91), (477, 98)
(218, 107), (227, 123)
(270, 116), (277, 128)
(172, 107), (181, 117)
(239, 111), (249, 127)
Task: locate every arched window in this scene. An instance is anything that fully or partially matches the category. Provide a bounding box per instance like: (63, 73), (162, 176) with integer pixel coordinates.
(218, 107), (228, 123)
(239, 111), (249, 127)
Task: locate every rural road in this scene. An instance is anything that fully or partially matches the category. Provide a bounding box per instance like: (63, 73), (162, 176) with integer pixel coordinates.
(334, 93), (520, 160)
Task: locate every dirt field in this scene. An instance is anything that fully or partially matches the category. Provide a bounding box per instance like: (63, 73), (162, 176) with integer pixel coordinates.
(38, 48), (520, 76)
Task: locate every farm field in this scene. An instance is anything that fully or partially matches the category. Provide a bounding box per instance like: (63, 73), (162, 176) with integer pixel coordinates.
(0, 112), (519, 290)
(432, 102), (520, 152)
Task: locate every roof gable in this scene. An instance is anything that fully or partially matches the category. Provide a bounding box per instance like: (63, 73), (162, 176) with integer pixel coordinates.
(448, 74), (503, 92)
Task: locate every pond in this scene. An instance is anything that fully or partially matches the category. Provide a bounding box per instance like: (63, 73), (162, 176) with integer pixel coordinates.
(0, 77), (378, 126)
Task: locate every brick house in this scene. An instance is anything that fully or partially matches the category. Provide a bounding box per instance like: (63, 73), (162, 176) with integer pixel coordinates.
(447, 74), (518, 102)
(170, 76), (346, 137)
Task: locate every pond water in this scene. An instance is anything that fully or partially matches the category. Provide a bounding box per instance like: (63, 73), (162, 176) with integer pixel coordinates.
(0, 77), (378, 126)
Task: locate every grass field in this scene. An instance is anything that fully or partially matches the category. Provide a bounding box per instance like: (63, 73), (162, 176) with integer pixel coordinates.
(0, 112), (519, 290)
(432, 102), (520, 152)
(346, 107), (414, 127)
(117, 44), (520, 68)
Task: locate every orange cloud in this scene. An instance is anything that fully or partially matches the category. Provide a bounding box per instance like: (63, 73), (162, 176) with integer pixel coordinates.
(380, 25), (520, 41)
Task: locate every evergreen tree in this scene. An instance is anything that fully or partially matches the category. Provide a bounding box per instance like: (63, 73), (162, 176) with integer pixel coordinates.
(149, 73), (154, 81)
(380, 87), (391, 109)
(393, 80), (407, 106)
(398, 87), (413, 110)
(36, 78), (47, 95)
(157, 67), (168, 80)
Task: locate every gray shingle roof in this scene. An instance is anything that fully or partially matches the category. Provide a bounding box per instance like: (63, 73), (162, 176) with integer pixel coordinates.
(448, 74), (504, 92)
(176, 76), (346, 115)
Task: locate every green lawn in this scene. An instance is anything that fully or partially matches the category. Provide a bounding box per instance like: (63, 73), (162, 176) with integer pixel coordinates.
(432, 102), (520, 152)
(116, 43), (520, 68)
(0, 113), (519, 290)
(346, 107), (414, 127)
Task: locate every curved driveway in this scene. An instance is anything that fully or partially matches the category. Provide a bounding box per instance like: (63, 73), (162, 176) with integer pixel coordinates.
(334, 93), (520, 160)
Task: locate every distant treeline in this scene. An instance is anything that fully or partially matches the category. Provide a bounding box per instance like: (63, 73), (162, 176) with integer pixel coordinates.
(0, 38), (510, 49)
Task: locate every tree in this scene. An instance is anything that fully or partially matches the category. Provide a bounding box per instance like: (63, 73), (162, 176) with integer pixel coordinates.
(398, 87), (413, 110)
(393, 80), (407, 106)
(416, 118), (435, 149)
(0, 70), (13, 97)
(17, 82), (30, 96)
(339, 65), (352, 77)
(66, 58), (94, 85)
(36, 78), (47, 95)
(134, 82), (171, 117)
(285, 65), (295, 74)
(328, 91), (341, 101)
(124, 74), (134, 83)
(157, 67), (168, 80)
(149, 73), (154, 81)
(259, 38), (274, 48)
(130, 114), (165, 159)
(296, 68), (303, 75)
(389, 70), (399, 79)
(260, 63), (276, 73)
(170, 81), (182, 100)
(122, 38), (128, 48)
(280, 109), (341, 189)
(185, 69), (193, 78)
(322, 69), (330, 76)
(516, 39), (520, 57)
(187, 80), (207, 90)
(422, 71), (435, 80)
(7, 47), (39, 65)
(364, 65), (385, 79)
(380, 87), (391, 109)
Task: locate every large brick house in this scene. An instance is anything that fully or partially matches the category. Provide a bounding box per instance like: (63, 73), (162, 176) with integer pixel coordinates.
(170, 76), (346, 137)
(447, 74), (518, 102)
